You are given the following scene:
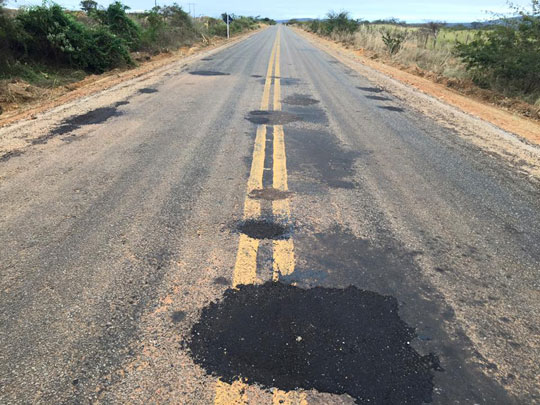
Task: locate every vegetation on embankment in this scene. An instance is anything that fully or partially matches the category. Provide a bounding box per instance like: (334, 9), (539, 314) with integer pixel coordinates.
(0, 0), (274, 114)
(289, 2), (540, 118)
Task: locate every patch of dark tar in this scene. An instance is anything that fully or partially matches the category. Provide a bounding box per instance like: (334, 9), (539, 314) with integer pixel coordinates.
(115, 100), (129, 107)
(246, 110), (301, 125)
(213, 277), (231, 286)
(251, 74), (263, 78)
(0, 149), (24, 162)
(42, 104), (125, 140)
(201, 57), (214, 61)
(283, 94), (320, 106)
(189, 70), (230, 76)
(171, 311), (186, 323)
(379, 106), (404, 112)
(261, 77), (301, 86)
(248, 188), (292, 201)
(365, 95), (391, 101)
(287, 128), (363, 189)
(187, 282), (440, 404)
(138, 88), (158, 94)
(357, 86), (383, 93)
(237, 218), (291, 240)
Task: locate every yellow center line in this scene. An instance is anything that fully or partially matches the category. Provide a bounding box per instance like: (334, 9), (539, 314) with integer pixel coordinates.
(270, 30), (306, 405)
(215, 27), (307, 404)
(214, 29), (281, 405)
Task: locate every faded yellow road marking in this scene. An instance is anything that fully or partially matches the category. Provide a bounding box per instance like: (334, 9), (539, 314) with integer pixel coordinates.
(270, 30), (302, 403)
(272, 125), (295, 280)
(273, 31), (282, 111)
(216, 26), (306, 404)
(261, 32), (280, 111)
(244, 125), (267, 218)
(216, 29), (282, 404)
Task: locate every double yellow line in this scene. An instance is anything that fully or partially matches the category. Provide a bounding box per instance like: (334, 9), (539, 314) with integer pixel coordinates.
(214, 28), (306, 405)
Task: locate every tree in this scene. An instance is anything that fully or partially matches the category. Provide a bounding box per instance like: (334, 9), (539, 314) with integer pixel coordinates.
(425, 21), (445, 38)
(80, 0), (98, 13)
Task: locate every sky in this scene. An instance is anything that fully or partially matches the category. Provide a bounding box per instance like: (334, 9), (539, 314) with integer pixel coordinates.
(5, 0), (533, 22)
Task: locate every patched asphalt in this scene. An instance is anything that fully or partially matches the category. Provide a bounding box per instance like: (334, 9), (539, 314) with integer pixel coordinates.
(0, 24), (538, 405)
(188, 282), (440, 404)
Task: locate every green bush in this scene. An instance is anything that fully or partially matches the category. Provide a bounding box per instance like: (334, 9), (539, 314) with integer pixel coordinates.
(381, 29), (407, 54)
(14, 3), (131, 73)
(99, 2), (141, 50)
(325, 11), (358, 35)
(456, 1), (540, 99)
(140, 4), (197, 51)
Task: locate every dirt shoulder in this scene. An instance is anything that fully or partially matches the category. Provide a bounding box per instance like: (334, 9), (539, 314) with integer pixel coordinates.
(0, 28), (264, 128)
(295, 28), (540, 147)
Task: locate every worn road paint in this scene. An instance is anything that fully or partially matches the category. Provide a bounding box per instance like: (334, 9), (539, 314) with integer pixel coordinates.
(244, 125), (267, 218)
(219, 27), (288, 403)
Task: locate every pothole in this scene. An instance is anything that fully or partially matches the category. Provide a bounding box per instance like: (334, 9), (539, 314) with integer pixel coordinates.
(236, 219), (291, 240)
(357, 86), (383, 93)
(187, 282), (441, 404)
(379, 106), (404, 112)
(246, 111), (301, 125)
(139, 88), (158, 94)
(283, 94), (320, 106)
(189, 70), (230, 76)
(248, 188), (292, 201)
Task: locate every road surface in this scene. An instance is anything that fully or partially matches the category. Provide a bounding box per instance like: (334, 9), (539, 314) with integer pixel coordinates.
(1, 25), (539, 404)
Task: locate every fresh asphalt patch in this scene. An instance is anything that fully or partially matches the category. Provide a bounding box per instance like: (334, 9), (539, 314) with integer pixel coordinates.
(236, 218), (291, 240)
(138, 88), (158, 94)
(189, 71), (230, 76)
(246, 110), (302, 125)
(379, 106), (404, 112)
(283, 94), (320, 106)
(248, 188), (292, 201)
(357, 86), (384, 93)
(365, 95), (391, 101)
(187, 282), (441, 404)
(37, 101), (129, 143)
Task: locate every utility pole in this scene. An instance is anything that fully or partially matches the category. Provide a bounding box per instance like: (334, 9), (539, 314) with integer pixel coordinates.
(187, 3), (195, 17)
(227, 13), (230, 39)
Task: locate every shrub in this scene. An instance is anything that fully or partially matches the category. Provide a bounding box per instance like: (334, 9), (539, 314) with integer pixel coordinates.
(381, 29), (407, 54)
(140, 4), (197, 51)
(15, 3), (131, 73)
(325, 11), (358, 35)
(456, 1), (540, 98)
(94, 1), (141, 50)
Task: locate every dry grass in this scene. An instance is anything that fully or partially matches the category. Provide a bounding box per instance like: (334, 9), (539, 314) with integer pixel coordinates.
(329, 25), (476, 80)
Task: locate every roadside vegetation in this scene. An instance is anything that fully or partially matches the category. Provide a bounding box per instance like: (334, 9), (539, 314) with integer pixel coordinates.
(291, 2), (540, 116)
(0, 0), (273, 114)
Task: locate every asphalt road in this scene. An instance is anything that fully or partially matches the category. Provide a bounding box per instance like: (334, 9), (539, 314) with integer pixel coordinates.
(1, 25), (539, 404)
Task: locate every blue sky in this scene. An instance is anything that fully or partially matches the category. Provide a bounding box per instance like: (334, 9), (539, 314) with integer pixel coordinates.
(6, 0), (533, 22)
